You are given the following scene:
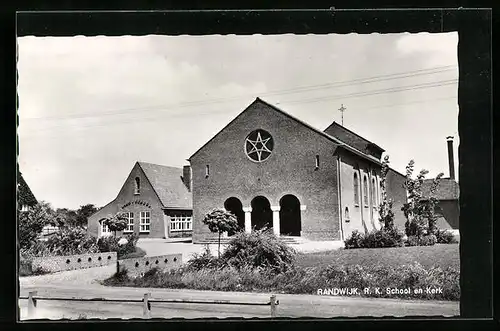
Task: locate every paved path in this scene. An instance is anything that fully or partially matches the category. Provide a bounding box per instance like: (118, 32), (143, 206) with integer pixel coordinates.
(18, 267), (459, 320)
(136, 240), (345, 261)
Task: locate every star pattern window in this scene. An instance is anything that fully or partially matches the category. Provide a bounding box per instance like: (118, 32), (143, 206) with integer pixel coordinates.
(245, 129), (274, 162)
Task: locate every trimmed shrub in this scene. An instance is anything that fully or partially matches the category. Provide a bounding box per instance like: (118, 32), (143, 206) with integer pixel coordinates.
(435, 229), (458, 244)
(345, 228), (404, 249)
(221, 229), (296, 273)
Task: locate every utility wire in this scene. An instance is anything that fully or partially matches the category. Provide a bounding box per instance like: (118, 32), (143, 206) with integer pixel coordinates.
(21, 83), (458, 138)
(20, 64), (457, 122)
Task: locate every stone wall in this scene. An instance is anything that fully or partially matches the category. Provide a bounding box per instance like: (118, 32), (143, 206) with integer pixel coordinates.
(118, 254), (182, 278)
(31, 252), (117, 273)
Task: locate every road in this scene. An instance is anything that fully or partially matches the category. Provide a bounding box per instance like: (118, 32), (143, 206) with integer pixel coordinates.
(18, 266), (460, 320)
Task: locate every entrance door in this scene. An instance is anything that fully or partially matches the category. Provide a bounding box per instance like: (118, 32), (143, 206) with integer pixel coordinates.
(279, 195), (301, 236)
(224, 197), (245, 235)
(251, 196), (272, 231)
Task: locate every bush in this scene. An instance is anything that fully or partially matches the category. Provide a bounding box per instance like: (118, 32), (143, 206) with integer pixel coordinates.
(186, 245), (225, 271)
(435, 229), (458, 244)
(344, 230), (365, 249)
(345, 228), (404, 249)
(46, 227), (99, 255)
(406, 234), (437, 247)
(221, 229), (296, 273)
(97, 233), (140, 259)
(102, 261), (460, 301)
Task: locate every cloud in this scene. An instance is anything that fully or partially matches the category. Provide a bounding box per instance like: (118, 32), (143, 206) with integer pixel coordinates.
(395, 32), (458, 67)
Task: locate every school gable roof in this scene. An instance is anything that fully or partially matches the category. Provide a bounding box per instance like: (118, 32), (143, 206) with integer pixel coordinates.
(189, 97), (382, 166)
(138, 162), (192, 209)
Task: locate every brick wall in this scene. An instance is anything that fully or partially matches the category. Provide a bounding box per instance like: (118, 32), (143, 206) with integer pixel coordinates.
(386, 168), (408, 230)
(31, 252), (117, 273)
(118, 254), (182, 278)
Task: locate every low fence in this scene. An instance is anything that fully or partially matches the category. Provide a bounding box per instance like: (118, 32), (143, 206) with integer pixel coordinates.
(32, 252), (117, 273)
(20, 291), (279, 319)
(118, 254), (182, 278)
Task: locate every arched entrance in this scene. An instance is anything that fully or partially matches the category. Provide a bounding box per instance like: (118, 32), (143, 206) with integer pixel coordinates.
(251, 196), (272, 231)
(224, 197), (245, 235)
(279, 195), (301, 236)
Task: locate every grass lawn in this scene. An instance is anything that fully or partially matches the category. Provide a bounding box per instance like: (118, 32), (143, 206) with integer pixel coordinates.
(295, 243), (459, 270)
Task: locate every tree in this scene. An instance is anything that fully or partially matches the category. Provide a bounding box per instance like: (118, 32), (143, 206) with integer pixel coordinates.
(401, 160), (444, 238)
(378, 155), (396, 230)
(75, 204), (98, 228)
(424, 173), (444, 235)
(202, 209), (239, 258)
(103, 212), (128, 237)
(18, 201), (55, 249)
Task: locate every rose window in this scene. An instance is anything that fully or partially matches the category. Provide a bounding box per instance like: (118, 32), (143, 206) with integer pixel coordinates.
(245, 129), (274, 162)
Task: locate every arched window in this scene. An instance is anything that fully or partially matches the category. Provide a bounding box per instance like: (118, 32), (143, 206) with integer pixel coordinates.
(363, 175), (368, 206)
(344, 207), (350, 222)
(353, 172), (359, 205)
(371, 178), (377, 206)
(134, 177), (140, 194)
(380, 181), (384, 203)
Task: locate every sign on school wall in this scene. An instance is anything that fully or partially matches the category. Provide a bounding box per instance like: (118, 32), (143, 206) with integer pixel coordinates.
(121, 200), (152, 209)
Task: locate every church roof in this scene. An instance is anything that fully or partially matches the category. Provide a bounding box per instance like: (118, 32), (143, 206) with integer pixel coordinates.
(17, 171), (37, 207)
(137, 162), (192, 209)
(189, 97), (382, 166)
(421, 178), (459, 200)
(323, 121), (385, 153)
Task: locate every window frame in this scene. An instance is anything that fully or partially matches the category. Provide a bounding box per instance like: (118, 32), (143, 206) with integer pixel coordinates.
(101, 221), (111, 237)
(170, 213), (193, 232)
(363, 175), (369, 207)
(353, 172), (360, 207)
(123, 212), (134, 233)
(139, 211), (151, 233)
(134, 177), (141, 195)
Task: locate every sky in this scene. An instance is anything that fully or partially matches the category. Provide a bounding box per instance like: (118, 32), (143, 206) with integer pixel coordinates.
(17, 32), (459, 210)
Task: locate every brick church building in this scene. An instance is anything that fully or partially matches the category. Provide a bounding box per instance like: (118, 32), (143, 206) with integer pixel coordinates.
(188, 98), (407, 243)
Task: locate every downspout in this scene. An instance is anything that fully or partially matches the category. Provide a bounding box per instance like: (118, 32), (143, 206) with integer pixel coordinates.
(336, 154), (344, 241)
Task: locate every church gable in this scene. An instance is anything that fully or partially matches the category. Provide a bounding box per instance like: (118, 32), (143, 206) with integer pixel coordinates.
(189, 98), (339, 166)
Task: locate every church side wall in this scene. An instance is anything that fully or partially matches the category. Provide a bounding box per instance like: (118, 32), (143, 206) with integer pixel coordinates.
(386, 169), (408, 231)
(339, 150), (382, 240)
(190, 102), (342, 242)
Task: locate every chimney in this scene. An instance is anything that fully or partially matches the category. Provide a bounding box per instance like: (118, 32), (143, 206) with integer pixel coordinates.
(182, 165), (191, 192)
(446, 136), (455, 180)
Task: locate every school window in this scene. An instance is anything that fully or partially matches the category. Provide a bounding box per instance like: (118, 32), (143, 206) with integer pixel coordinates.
(124, 212), (134, 233)
(140, 211), (150, 233)
(170, 212), (193, 232)
(134, 177), (140, 194)
(353, 172), (360, 206)
(363, 175), (369, 206)
(101, 221), (111, 237)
